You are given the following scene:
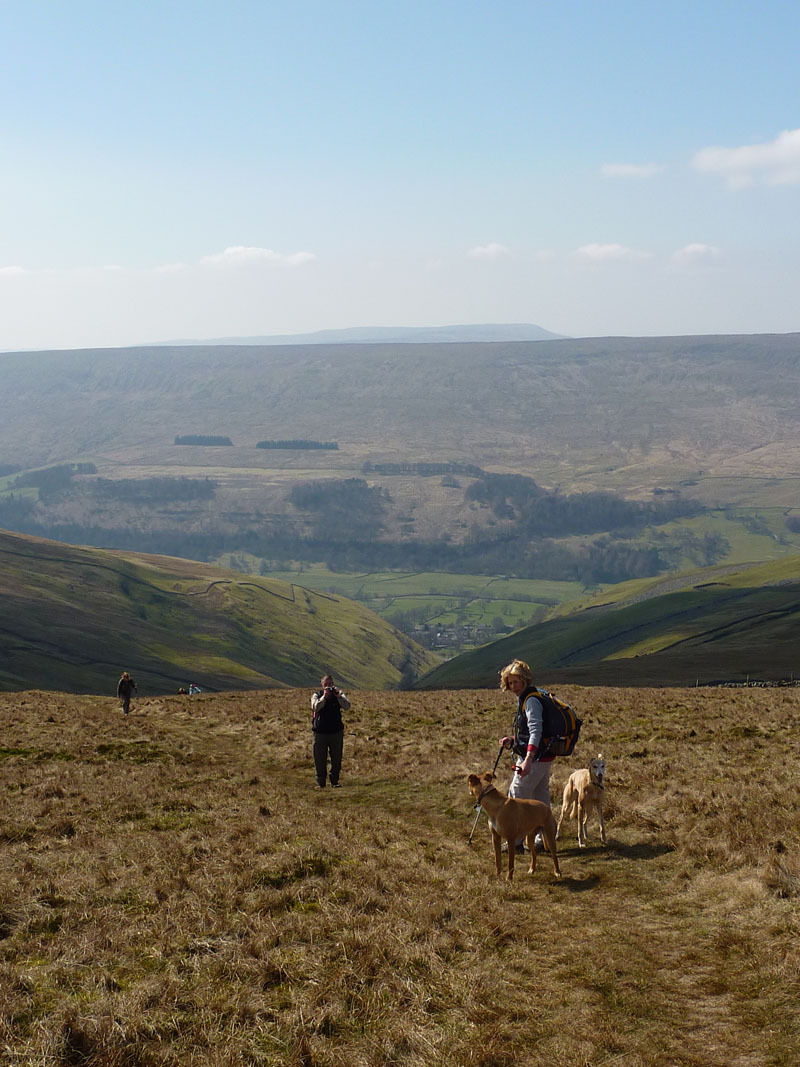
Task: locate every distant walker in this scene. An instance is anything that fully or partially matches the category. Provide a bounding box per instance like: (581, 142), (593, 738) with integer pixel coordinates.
(117, 671), (138, 716)
(311, 674), (351, 788)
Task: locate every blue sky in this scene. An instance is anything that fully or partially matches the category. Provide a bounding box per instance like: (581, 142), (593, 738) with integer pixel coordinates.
(2, 0), (800, 349)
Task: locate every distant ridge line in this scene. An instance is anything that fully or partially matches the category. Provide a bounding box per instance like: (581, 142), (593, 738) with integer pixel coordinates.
(154, 323), (566, 347)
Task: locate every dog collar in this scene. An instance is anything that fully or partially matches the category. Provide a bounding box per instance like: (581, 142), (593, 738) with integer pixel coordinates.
(476, 783), (495, 804)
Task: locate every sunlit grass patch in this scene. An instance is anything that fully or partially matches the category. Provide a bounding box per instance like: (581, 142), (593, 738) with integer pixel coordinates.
(0, 746), (75, 762)
(606, 631), (690, 658)
(0, 747), (38, 760)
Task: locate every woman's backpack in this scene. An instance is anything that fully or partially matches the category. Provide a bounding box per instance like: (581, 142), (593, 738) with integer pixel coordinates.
(535, 687), (583, 759)
(514, 687), (584, 763)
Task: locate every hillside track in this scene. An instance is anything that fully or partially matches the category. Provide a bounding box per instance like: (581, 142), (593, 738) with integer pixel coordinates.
(0, 541), (303, 605)
(1, 685), (798, 1065)
(545, 589), (756, 667)
(609, 562), (763, 609)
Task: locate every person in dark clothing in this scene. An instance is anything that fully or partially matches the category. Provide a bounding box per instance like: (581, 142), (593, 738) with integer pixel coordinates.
(117, 672), (138, 715)
(310, 674), (351, 788)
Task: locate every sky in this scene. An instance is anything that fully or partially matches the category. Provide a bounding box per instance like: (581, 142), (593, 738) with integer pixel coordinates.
(2, 0), (800, 350)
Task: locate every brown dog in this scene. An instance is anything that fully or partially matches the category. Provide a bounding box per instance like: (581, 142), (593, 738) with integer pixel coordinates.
(556, 754), (607, 847)
(467, 772), (562, 881)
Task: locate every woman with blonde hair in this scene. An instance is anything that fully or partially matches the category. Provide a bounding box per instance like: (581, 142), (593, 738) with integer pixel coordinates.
(498, 659), (555, 848)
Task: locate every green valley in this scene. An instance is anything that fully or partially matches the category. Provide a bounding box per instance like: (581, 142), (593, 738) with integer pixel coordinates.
(417, 555), (800, 688)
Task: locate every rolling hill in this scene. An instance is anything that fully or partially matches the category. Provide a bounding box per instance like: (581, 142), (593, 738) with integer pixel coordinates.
(415, 555), (800, 688)
(0, 528), (439, 694)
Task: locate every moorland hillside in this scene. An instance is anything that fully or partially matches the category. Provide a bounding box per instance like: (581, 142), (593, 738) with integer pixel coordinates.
(3, 333), (799, 489)
(1, 684), (798, 1065)
(418, 555), (800, 688)
(2, 332), (800, 585)
(0, 528), (437, 694)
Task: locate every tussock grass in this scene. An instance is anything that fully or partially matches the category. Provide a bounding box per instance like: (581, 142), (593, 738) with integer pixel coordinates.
(1, 686), (799, 1065)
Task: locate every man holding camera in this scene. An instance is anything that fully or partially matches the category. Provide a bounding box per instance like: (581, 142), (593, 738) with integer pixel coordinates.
(311, 674), (351, 788)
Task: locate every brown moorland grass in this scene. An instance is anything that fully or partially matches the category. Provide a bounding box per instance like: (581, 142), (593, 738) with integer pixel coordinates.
(1, 685), (799, 1066)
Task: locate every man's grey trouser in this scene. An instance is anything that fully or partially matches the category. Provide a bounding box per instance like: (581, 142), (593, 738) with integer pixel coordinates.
(313, 730), (344, 786)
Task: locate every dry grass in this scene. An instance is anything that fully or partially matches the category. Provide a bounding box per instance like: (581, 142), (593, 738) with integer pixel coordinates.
(1, 685), (799, 1066)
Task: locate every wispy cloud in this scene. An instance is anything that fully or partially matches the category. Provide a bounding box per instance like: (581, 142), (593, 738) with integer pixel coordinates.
(601, 162), (661, 179)
(671, 243), (721, 266)
(692, 128), (800, 188)
(576, 243), (652, 262)
(199, 246), (317, 268)
(1, 250), (319, 278)
(467, 242), (510, 261)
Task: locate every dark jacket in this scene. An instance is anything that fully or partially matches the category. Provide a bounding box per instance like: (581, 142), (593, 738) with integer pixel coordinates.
(312, 690), (344, 734)
(117, 677), (137, 698)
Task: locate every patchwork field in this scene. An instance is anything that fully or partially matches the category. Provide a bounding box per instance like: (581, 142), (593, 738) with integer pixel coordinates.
(1, 685), (798, 1065)
(259, 565), (588, 632)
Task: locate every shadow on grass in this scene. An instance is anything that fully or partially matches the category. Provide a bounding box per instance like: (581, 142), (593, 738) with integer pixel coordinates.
(553, 874), (601, 893)
(608, 840), (674, 861)
(548, 840), (674, 892)
(557, 840), (673, 862)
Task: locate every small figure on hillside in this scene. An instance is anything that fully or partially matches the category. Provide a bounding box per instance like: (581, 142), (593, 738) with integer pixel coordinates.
(498, 659), (555, 851)
(188, 683), (202, 695)
(117, 671), (138, 716)
(311, 673), (351, 788)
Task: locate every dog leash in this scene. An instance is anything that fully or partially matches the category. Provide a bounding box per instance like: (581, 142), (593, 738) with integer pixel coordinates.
(467, 744), (505, 845)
